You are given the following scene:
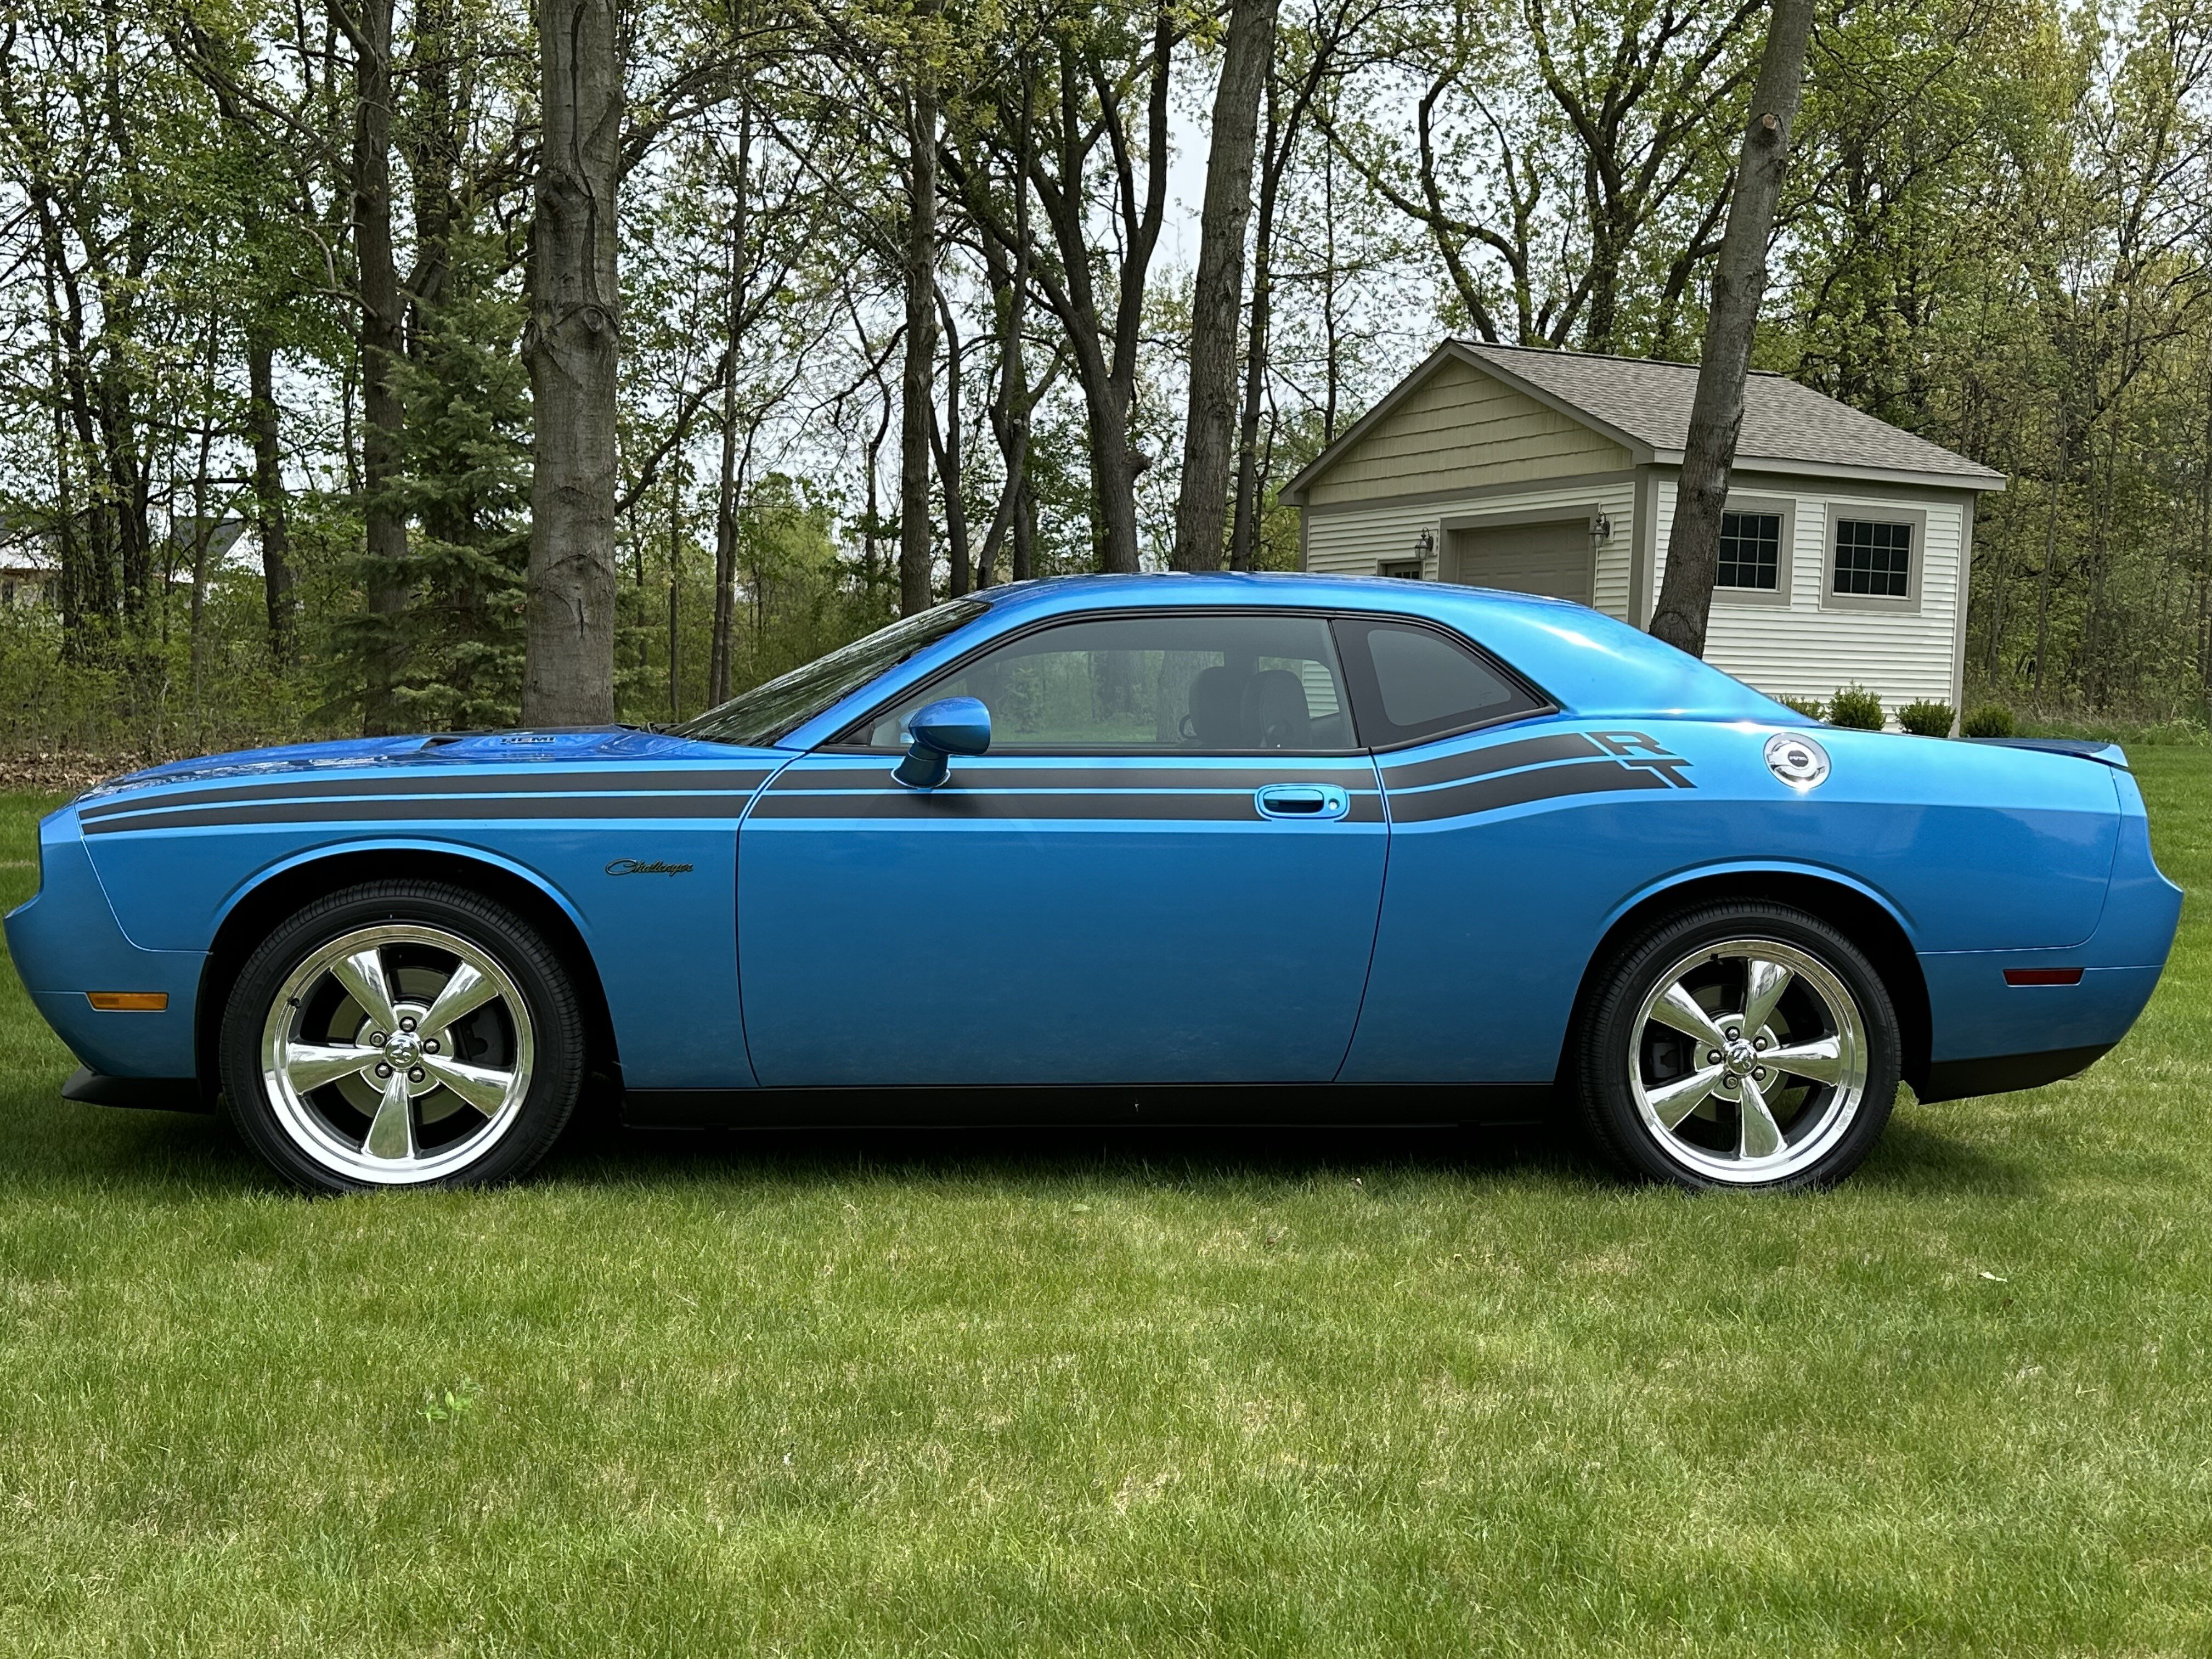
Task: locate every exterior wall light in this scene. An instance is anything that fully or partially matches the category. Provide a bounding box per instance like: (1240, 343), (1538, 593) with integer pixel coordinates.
(1591, 513), (1613, 544)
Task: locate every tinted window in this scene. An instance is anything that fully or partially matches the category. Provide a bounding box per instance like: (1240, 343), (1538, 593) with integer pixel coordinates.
(857, 612), (1355, 751)
(1336, 617), (1547, 746)
(674, 601), (986, 746)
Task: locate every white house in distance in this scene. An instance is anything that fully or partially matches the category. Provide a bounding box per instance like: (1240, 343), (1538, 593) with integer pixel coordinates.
(1285, 341), (2006, 722)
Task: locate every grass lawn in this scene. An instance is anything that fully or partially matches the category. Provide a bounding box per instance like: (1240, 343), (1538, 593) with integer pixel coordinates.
(1, 753), (2208, 1656)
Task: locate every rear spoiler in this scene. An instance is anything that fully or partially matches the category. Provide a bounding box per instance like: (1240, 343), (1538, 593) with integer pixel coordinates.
(1966, 737), (2131, 770)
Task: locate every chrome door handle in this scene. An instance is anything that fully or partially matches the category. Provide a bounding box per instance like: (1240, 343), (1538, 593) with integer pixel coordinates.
(1255, 784), (1351, 820)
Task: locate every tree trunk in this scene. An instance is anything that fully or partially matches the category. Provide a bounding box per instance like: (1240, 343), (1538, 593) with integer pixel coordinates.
(343, 0), (409, 732)
(247, 330), (296, 662)
(523, 0), (625, 725)
(1231, 75), (1284, 573)
(1174, 0), (1278, 572)
(709, 106), (751, 707)
(977, 81), (1038, 589)
(933, 287), (971, 595)
(1647, 0), (1816, 658)
(900, 7), (943, 617)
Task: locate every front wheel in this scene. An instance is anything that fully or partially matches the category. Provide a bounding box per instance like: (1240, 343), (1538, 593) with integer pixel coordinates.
(220, 882), (585, 1194)
(1572, 902), (1900, 1190)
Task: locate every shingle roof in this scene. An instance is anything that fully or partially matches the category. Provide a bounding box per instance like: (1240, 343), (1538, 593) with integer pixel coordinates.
(1456, 341), (2004, 487)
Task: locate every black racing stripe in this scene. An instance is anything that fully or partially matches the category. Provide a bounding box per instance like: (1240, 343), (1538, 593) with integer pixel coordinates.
(751, 790), (1275, 823)
(769, 762), (1378, 793)
(1387, 758), (1674, 823)
(1380, 731), (1604, 791)
(79, 767), (772, 821)
(82, 793), (758, 835)
(1346, 794), (1385, 824)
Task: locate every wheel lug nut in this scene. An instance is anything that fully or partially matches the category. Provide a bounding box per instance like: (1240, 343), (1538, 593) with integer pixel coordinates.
(370, 1031), (387, 1047)
(408, 1067), (426, 1084)
(1754, 1068), (1767, 1080)
(1708, 1051), (1722, 1064)
(1754, 1037), (1767, 1049)
(424, 1040), (439, 1054)
(375, 1063), (392, 1078)
(399, 1017), (416, 1032)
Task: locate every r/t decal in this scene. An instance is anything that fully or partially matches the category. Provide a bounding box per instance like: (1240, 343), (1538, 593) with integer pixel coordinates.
(1590, 730), (1696, 788)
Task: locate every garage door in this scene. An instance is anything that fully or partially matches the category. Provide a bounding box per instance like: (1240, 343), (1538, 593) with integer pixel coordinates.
(1446, 518), (1593, 604)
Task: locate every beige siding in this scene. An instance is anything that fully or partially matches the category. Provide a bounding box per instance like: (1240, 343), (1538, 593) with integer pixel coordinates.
(1304, 479), (1639, 614)
(1305, 357), (1632, 506)
(1649, 481), (1965, 720)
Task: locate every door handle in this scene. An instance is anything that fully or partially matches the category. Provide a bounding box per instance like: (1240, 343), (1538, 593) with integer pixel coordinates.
(1255, 784), (1351, 820)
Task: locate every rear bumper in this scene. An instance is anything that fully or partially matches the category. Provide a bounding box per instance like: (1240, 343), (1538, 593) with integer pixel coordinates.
(1914, 769), (2181, 1101)
(1916, 1043), (2114, 1105)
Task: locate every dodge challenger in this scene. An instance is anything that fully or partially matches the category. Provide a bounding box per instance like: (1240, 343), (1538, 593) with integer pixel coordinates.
(5, 574), (2181, 1193)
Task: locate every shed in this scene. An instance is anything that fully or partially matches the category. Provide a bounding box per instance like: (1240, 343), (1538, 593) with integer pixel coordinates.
(1284, 341), (2006, 724)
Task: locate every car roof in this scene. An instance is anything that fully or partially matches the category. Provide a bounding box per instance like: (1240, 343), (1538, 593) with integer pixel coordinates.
(774, 572), (1802, 746)
(969, 570), (1594, 622)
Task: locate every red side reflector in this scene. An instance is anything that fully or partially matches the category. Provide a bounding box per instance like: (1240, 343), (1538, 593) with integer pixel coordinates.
(86, 992), (168, 1012)
(2004, 968), (2084, 988)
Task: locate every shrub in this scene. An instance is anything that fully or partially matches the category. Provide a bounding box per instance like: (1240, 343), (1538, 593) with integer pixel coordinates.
(1962, 702), (2017, 739)
(1778, 695), (1826, 721)
(1827, 685), (1884, 731)
(1897, 700), (1955, 737)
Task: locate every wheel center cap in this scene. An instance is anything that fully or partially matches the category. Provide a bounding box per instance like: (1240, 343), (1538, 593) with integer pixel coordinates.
(1724, 1038), (1758, 1076)
(387, 1030), (422, 1066)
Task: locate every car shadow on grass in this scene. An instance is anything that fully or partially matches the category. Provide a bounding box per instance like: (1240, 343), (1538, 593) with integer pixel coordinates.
(0, 1080), (2039, 1199)
(540, 1111), (1594, 1192)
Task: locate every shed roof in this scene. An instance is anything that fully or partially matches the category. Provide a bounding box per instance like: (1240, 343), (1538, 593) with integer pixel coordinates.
(1283, 341), (2006, 502)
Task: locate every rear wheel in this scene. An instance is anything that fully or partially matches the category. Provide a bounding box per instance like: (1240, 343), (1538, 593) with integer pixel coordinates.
(1573, 902), (1899, 1190)
(220, 882), (584, 1194)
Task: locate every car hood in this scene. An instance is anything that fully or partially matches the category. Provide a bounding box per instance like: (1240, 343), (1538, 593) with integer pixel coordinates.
(72, 727), (758, 806)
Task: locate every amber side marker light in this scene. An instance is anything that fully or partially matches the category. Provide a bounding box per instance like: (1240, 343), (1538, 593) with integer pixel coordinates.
(2004, 968), (2084, 988)
(86, 992), (167, 1012)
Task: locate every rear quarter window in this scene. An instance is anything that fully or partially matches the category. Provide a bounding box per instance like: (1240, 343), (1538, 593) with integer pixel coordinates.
(1334, 617), (1550, 748)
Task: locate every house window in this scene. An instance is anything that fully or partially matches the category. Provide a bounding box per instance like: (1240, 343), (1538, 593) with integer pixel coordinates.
(1377, 558), (1423, 580)
(1717, 512), (1781, 590)
(1832, 518), (1912, 598)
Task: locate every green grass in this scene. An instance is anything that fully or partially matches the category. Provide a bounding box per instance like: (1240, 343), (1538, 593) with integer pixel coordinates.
(2, 754), (2209, 1655)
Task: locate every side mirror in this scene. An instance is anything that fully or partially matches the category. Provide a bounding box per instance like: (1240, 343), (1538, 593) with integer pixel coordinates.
(893, 696), (991, 789)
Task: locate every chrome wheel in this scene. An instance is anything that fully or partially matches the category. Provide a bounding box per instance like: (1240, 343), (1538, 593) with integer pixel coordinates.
(1628, 938), (1870, 1185)
(258, 923), (535, 1187)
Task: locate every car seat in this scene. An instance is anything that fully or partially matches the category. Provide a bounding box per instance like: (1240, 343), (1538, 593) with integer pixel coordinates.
(1185, 665), (1247, 745)
(1243, 669), (1311, 748)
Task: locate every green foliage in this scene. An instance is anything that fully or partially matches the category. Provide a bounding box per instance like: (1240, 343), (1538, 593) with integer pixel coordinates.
(1962, 702), (2018, 738)
(421, 1378), (485, 1426)
(1778, 695), (1827, 721)
(1897, 699), (1956, 736)
(1829, 684), (1885, 730)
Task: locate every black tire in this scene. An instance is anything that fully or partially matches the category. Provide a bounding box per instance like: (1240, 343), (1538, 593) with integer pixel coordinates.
(1571, 901), (1900, 1192)
(219, 881), (585, 1194)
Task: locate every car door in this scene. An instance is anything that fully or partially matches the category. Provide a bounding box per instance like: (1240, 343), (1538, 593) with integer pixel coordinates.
(736, 609), (1387, 1087)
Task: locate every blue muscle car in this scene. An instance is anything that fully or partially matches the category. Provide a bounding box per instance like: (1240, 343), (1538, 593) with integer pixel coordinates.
(4, 574), (2182, 1193)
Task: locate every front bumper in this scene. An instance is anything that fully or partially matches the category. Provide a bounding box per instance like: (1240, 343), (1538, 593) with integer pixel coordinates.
(5, 815), (204, 1080)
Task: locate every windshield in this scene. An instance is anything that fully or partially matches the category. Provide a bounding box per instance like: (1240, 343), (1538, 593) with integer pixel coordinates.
(671, 600), (989, 747)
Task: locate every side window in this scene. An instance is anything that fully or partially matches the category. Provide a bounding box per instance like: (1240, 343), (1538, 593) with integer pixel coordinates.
(1335, 617), (1548, 747)
(1832, 518), (1912, 597)
(856, 612), (1357, 752)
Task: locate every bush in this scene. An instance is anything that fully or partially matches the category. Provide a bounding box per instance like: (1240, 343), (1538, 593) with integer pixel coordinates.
(1962, 702), (2017, 738)
(1778, 695), (1826, 721)
(1897, 700), (1955, 737)
(1828, 685), (1884, 731)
